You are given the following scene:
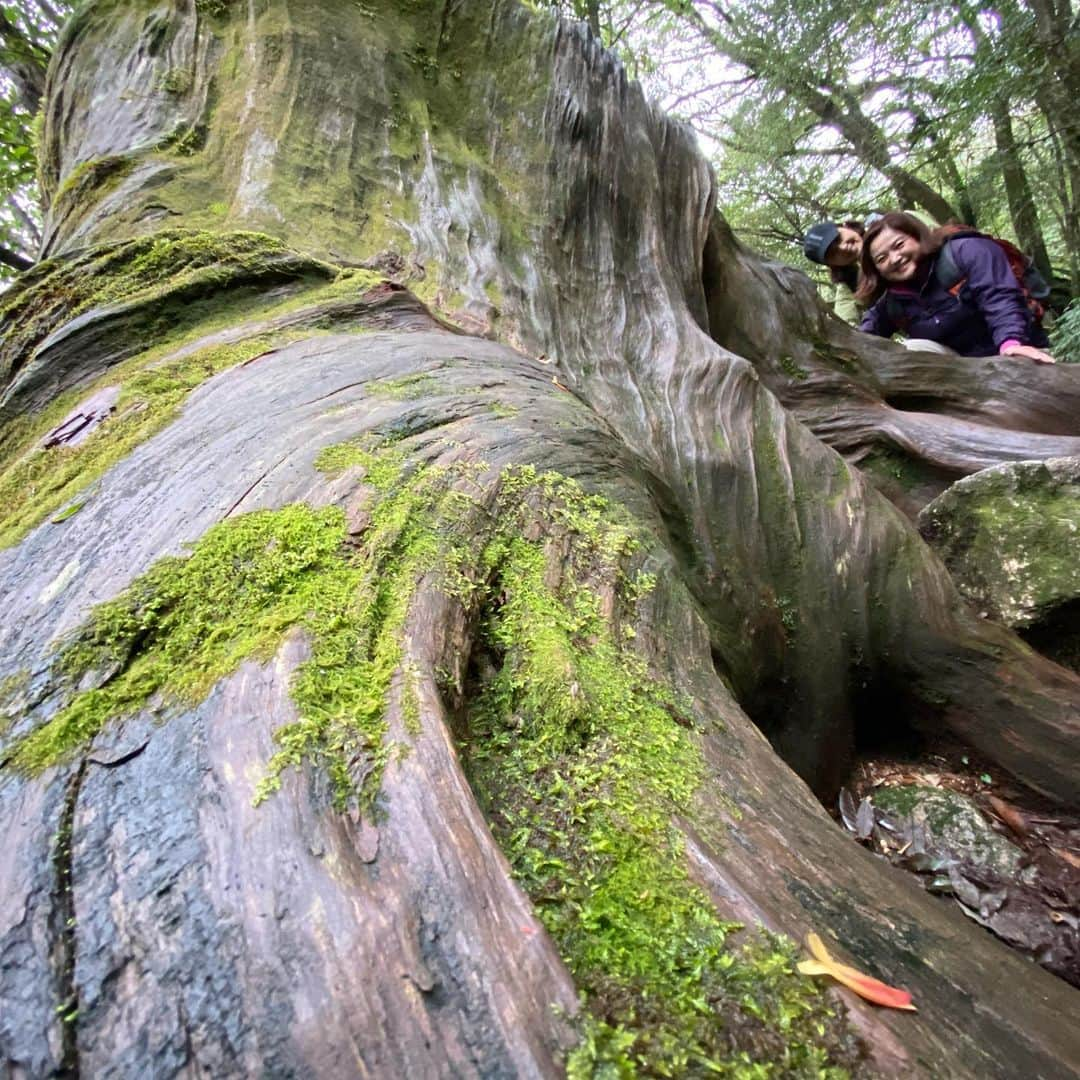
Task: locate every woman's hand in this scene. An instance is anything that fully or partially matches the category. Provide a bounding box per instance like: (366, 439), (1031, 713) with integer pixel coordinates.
(1001, 343), (1056, 364)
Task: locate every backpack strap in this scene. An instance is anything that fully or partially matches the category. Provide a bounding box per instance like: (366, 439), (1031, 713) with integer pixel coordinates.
(934, 234), (1047, 322)
(933, 239), (967, 298)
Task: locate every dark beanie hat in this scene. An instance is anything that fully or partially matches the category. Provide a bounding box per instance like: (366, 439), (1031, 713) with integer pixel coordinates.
(803, 221), (839, 265)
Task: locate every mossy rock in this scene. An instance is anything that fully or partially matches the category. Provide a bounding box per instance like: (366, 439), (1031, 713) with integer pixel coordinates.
(918, 457), (1080, 628)
(872, 785), (1024, 880)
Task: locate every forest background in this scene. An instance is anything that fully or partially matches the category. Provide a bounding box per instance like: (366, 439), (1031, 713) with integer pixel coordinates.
(2, 0), (1079, 352)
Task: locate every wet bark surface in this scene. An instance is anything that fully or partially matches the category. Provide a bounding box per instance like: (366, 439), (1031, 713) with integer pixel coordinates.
(1, 0), (1079, 1075)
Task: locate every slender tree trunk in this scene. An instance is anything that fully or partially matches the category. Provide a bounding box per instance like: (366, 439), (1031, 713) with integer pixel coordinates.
(1037, 95), (1080, 289)
(0, 242), (33, 271)
(1023, 0), (1080, 103)
(1025, 0), (1080, 285)
(990, 96), (1053, 280)
(958, 0), (1062, 282)
(583, 0), (601, 36)
(930, 145), (977, 225)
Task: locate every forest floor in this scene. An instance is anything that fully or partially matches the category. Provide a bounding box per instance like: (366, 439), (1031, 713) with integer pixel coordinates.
(835, 730), (1080, 988)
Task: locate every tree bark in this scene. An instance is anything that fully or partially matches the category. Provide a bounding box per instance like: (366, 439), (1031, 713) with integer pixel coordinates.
(1, 1), (1079, 1076)
(1024, 0), (1080, 284)
(989, 98), (1053, 282)
(956, 2), (1053, 277)
(923, 132), (977, 225)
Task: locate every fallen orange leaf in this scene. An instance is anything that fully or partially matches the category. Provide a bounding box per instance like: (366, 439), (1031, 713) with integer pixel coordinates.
(797, 933), (917, 1011)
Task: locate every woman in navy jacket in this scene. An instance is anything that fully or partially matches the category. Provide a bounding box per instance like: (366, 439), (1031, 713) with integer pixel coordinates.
(856, 212), (1055, 364)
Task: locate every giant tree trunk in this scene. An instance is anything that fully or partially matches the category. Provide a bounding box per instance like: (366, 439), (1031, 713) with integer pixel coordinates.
(2, 1), (1079, 1076)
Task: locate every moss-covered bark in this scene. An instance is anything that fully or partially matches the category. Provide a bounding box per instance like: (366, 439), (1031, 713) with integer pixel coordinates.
(1, 1), (1079, 1077)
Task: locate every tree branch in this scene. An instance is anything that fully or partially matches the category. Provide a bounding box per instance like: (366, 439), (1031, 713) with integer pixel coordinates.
(32, 0), (66, 29)
(8, 197), (42, 247)
(0, 9), (50, 113)
(0, 242), (33, 271)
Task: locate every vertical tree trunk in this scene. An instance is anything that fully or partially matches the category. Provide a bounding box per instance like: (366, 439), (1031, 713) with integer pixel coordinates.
(990, 96), (1053, 280)
(1034, 94), (1080, 287)
(930, 146), (977, 225)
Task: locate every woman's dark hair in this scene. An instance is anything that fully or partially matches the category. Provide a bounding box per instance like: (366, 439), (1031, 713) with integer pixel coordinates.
(855, 212), (940, 304)
(828, 220), (864, 289)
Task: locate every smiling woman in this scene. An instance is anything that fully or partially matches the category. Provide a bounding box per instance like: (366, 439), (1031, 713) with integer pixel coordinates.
(868, 223), (921, 282)
(802, 218), (866, 322)
(856, 212), (1056, 363)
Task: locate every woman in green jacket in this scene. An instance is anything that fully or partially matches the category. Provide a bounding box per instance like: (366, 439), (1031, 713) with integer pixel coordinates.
(802, 219), (865, 323)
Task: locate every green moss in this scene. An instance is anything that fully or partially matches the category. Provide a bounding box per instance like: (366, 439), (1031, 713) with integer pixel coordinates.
(872, 784), (973, 838)
(0, 670), (31, 737)
(50, 0), (543, 313)
(0, 233), (388, 550)
(750, 404), (805, 623)
(195, 0), (233, 16)
(85, 230), (296, 309)
(920, 465), (1080, 628)
(777, 354), (808, 381)
(158, 68), (194, 95)
(52, 155), (133, 206)
(870, 784), (930, 818)
(0, 334), (284, 549)
(776, 594), (798, 636)
(811, 342), (862, 375)
(0, 229), (330, 384)
(0, 670), (30, 704)
(368, 373), (440, 400)
(484, 278), (504, 309)
(4, 447), (509, 808)
(857, 447), (939, 495)
(871, 785), (1023, 876)
(50, 502), (86, 524)
(163, 123), (209, 157)
(4, 425), (859, 1068)
(401, 662), (422, 736)
(971, 491), (1078, 610)
(6, 481), (438, 813)
(458, 471), (856, 1075)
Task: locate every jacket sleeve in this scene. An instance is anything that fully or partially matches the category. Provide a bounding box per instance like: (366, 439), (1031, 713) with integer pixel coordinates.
(858, 298), (894, 338)
(949, 237), (1031, 349)
(832, 282), (861, 324)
